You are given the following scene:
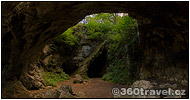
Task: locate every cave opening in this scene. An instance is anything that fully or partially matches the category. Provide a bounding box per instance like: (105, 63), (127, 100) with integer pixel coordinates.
(1, 2), (189, 98)
(56, 12), (139, 78)
(62, 63), (78, 75)
(87, 49), (108, 78)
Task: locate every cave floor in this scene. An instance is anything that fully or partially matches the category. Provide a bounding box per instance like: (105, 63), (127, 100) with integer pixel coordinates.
(16, 78), (129, 98)
(59, 78), (129, 98)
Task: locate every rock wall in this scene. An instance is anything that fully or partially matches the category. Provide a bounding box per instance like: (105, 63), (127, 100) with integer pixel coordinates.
(2, 1), (188, 96)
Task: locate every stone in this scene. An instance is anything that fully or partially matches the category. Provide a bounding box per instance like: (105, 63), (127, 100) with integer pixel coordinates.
(171, 84), (178, 89)
(42, 44), (50, 54)
(159, 83), (171, 88)
(2, 79), (28, 98)
(20, 64), (44, 90)
(131, 80), (153, 89)
(33, 93), (44, 98)
(34, 81), (43, 89)
(44, 89), (58, 98)
(159, 84), (165, 89)
(181, 80), (188, 86)
(73, 74), (84, 84)
(57, 85), (74, 94)
(82, 45), (91, 57)
(42, 55), (52, 66)
(59, 91), (75, 98)
(169, 78), (174, 81)
(44, 85), (75, 98)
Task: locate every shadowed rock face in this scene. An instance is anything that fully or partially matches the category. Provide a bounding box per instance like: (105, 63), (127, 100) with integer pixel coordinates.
(2, 1), (188, 94)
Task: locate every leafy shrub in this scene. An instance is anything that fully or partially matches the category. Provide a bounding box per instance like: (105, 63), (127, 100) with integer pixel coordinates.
(102, 58), (136, 85)
(42, 71), (70, 87)
(88, 32), (104, 41)
(102, 15), (138, 85)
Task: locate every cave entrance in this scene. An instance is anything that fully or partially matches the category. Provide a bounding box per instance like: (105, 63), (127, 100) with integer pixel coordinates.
(87, 49), (107, 78)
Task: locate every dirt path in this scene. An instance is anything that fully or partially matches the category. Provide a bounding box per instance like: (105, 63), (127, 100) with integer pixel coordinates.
(16, 78), (128, 98)
(58, 78), (128, 98)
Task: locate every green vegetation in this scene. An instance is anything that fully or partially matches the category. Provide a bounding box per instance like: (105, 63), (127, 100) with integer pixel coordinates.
(42, 24), (84, 87)
(47, 13), (139, 85)
(80, 13), (139, 85)
(49, 25), (81, 61)
(55, 28), (79, 46)
(52, 27), (79, 56)
(84, 13), (116, 41)
(43, 56), (70, 87)
(42, 71), (70, 87)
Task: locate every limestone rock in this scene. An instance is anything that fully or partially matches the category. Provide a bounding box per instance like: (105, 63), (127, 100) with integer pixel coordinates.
(57, 85), (74, 94)
(44, 89), (58, 98)
(20, 63), (44, 90)
(2, 79), (28, 98)
(44, 85), (75, 98)
(82, 45), (91, 57)
(181, 80), (188, 86)
(29, 93), (45, 98)
(131, 80), (153, 89)
(73, 74), (84, 84)
(59, 91), (74, 98)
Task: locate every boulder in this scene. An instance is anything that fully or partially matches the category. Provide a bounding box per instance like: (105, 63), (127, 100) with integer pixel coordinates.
(44, 89), (58, 98)
(131, 80), (153, 89)
(44, 85), (75, 98)
(73, 74), (84, 84)
(82, 45), (91, 57)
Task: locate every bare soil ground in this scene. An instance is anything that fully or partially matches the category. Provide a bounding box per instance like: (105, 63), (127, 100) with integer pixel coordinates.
(16, 78), (128, 98)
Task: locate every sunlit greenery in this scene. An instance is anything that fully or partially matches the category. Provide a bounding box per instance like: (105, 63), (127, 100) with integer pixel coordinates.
(50, 13), (138, 85)
(55, 28), (79, 46)
(101, 14), (138, 85)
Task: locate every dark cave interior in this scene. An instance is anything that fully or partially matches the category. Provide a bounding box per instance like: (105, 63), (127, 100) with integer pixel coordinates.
(87, 49), (108, 78)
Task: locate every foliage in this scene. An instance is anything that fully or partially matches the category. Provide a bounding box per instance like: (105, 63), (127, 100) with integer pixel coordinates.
(48, 13), (139, 85)
(51, 27), (81, 59)
(84, 13), (116, 41)
(55, 28), (79, 46)
(102, 15), (139, 85)
(43, 22), (86, 87)
(80, 13), (138, 85)
(102, 56), (136, 85)
(88, 32), (104, 40)
(42, 71), (70, 87)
